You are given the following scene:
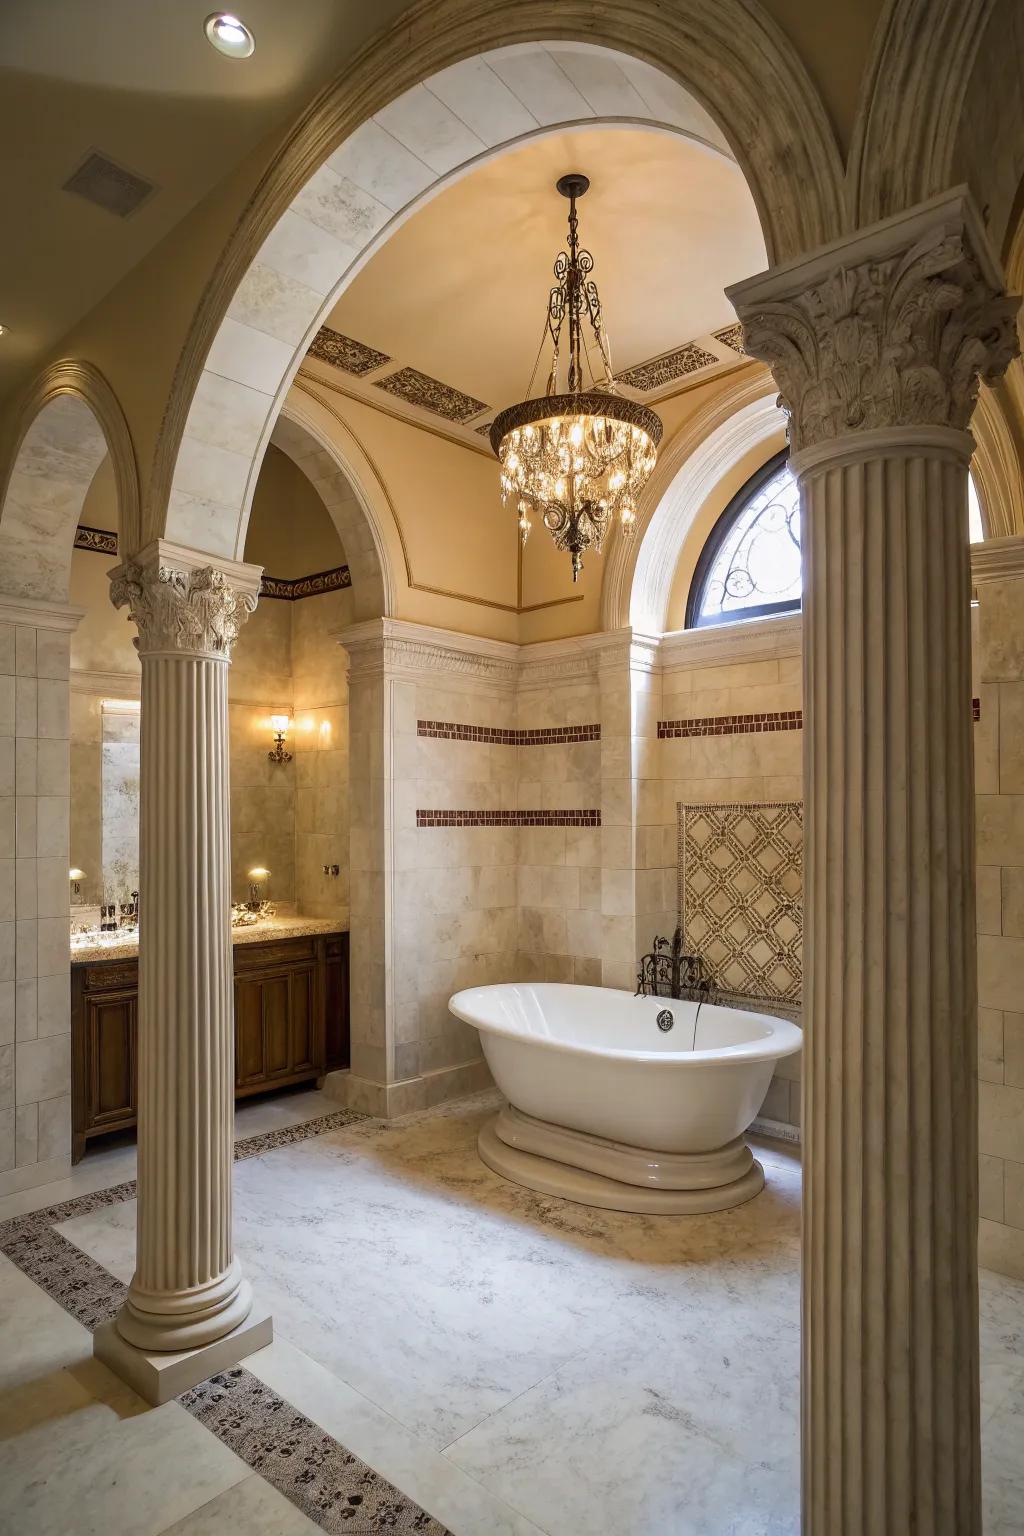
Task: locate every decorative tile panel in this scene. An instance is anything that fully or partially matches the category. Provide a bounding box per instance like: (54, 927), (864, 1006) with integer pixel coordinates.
(714, 323), (746, 354)
(74, 525), (118, 555)
(260, 566), (352, 601)
(417, 809), (600, 827)
(373, 367), (489, 423)
(616, 343), (719, 392)
(308, 326), (391, 375)
(678, 801), (803, 1005)
(417, 721), (599, 744)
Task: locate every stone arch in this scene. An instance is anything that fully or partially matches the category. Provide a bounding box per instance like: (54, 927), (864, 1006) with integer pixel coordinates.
(151, 9), (843, 560)
(0, 360), (139, 603)
(271, 394), (402, 621)
(847, 0), (994, 227)
(602, 371), (783, 634)
(971, 383), (1024, 539)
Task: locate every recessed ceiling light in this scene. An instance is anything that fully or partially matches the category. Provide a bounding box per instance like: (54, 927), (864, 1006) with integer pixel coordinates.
(204, 12), (255, 58)
(0, 324), (8, 337)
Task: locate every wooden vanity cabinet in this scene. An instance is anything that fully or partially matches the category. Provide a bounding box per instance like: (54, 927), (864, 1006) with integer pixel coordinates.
(71, 930), (349, 1162)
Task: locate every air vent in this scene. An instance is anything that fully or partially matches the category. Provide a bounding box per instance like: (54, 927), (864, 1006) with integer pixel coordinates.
(62, 151), (156, 218)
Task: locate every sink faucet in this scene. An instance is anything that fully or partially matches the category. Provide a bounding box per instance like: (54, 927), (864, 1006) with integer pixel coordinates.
(635, 926), (708, 1001)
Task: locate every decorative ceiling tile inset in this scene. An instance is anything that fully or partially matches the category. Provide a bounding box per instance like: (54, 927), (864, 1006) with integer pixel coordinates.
(475, 422), (494, 436)
(74, 525), (118, 556)
(714, 323), (746, 354)
(616, 342), (720, 393)
(678, 800), (803, 1005)
(308, 325), (391, 376)
(374, 367), (489, 424)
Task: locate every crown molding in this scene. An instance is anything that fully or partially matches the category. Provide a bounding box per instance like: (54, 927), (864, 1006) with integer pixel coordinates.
(971, 535), (1024, 585)
(70, 667), (141, 699)
(0, 596), (86, 632)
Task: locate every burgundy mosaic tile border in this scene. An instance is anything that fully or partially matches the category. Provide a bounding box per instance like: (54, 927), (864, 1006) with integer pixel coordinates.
(660, 710), (802, 739)
(416, 809), (600, 827)
(417, 721), (600, 745)
(661, 700), (982, 737)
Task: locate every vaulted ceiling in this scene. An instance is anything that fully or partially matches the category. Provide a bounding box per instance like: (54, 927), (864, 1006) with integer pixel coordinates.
(311, 124), (765, 444)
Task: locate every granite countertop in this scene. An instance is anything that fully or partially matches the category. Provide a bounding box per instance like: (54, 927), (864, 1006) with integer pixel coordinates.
(70, 913), (349, 965)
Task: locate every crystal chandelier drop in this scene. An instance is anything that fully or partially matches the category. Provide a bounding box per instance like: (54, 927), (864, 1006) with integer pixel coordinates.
(490, 174), (663, 581)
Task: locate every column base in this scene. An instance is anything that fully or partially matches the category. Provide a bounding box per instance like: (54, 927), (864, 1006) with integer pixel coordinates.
(94, 1303), (273, 1406)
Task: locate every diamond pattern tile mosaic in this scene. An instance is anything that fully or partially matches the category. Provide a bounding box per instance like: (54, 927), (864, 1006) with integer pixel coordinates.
(678, 801), (803, 1004)
(308, 325), (391, 375)
(374, 366), (489, 423)
(616, 342), (719, 392)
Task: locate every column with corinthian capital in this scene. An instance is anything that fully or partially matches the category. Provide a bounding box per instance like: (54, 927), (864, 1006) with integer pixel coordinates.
(93, 541), (272, 1405)
(729, 191), (1020, 1535)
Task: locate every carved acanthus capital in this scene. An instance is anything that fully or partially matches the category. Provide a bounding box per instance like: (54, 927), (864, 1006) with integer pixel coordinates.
(111, 560), (256, 659)
(730, 196), (1020, 454)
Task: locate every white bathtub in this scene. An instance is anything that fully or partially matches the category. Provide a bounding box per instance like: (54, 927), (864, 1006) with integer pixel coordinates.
(448, 982), (802, 1213)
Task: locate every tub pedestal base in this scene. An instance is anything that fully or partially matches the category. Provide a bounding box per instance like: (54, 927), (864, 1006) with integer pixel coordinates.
(479, 1106), (765, 1214)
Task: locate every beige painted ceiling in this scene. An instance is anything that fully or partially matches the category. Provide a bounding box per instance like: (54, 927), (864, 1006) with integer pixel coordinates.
(326, 125), (766, 414)
(0, 0), (410, 400)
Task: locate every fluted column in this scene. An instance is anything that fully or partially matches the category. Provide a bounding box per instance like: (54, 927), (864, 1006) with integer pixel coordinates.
(94, 541), (271, 1404)
(729, 191), (1020, 1534)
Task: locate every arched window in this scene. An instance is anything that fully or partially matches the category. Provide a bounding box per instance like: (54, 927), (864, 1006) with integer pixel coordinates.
(687, 450), (985, 629)
(686, 450), (800, 628)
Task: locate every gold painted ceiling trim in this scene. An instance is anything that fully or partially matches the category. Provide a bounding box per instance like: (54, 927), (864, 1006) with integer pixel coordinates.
(292, 376), (581, 616)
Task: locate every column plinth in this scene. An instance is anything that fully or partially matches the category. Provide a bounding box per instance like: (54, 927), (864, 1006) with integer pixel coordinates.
(94, 543), (271, 1403)
(730, 190), (1020, 1535)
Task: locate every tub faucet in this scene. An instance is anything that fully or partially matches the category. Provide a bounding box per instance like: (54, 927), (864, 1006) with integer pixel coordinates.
(635, 927), (707, 1001)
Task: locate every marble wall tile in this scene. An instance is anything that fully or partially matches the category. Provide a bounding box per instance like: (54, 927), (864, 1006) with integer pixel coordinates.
(14, 980), (35, 1041)
(1005, 1013), (1024, 1089)
(979, 935), (1024, 1013)
(979, 1080), (1024, 1163)
(0, 981), (11, 1046)
(14, 1101), (36, 1166)
(0, 740), (12, 798)
(0, 1106), (12, 1171)
(981, 1009), (1007, 1084)
(14, 1032), (68, 1105)
(0, 679), (13, 741)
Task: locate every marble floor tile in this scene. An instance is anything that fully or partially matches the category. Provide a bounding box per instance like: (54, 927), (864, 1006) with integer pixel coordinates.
(248, 1336), (546, 1536)
(0, 1261), (249, 1536)
(157, 1473), (321, 1535)
(984, 1372), (1024, 1536)
(0, 1087), (340, 1223)
(24, 1093), (1024, 1536)
(0, 1251), (93, 1392)
(445, 1313), (800, 1536)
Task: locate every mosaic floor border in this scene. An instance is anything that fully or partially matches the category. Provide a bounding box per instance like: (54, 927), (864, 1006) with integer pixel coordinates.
(0, 1106), (452, 1536)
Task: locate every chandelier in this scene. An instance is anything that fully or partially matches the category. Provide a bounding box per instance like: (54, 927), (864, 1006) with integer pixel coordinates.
(490, 174), (662, 581)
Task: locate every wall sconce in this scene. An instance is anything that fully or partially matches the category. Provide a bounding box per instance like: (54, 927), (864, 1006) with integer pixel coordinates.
(268, 714), (292, 764)
(69, 867), (85, 899)
(247, 866), (270, 910)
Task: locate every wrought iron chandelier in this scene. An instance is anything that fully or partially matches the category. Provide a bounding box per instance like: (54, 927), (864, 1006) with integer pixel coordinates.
(490, 174), (663, 581)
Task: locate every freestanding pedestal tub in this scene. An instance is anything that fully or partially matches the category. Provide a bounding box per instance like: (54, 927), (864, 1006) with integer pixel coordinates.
(448, 982), (802, 1213)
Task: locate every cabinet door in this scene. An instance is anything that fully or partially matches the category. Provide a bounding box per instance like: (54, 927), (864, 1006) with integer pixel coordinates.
(289, 966), (316, 1074)
(87, 991), (136, 1129)
(235, 977), (266, 1085)
(262, 974), (292, 1079)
